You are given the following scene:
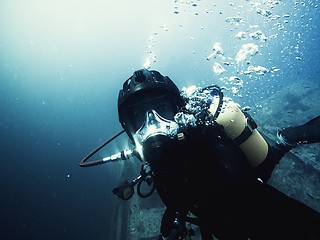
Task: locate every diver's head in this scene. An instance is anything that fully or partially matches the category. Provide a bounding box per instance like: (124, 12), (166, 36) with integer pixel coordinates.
(118, 69), (184, 142)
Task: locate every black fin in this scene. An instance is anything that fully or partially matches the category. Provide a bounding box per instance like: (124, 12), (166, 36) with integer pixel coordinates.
(304, 115), (320, 126)
(277, 115), (320, 146)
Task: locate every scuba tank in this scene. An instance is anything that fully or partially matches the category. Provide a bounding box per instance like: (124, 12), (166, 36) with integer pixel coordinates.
(213, 99), (269, 167)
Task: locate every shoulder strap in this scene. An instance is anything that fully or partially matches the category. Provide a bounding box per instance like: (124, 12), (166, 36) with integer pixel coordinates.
(233, 112), (258, 145)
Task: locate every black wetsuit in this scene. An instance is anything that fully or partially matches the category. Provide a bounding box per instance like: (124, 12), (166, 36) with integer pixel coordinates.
(143, 124), (320, 240)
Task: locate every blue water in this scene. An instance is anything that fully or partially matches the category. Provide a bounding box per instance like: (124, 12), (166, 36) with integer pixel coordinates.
(0, 1), (319, 239)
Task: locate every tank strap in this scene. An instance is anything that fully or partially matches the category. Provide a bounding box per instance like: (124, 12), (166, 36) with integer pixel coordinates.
(233, 112), (258, 145)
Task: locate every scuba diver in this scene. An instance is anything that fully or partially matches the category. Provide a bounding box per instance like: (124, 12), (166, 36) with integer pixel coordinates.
(117, 69), (320, 240)
(80, 68), (320, 239)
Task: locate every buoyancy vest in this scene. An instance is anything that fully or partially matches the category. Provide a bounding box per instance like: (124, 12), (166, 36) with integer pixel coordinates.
(146, 121), (259, 211)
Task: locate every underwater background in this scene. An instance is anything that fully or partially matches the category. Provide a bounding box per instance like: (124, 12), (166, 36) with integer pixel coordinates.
(0, 1), (319, 240)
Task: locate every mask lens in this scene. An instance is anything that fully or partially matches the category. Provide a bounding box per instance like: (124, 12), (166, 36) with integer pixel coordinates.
(127, 93), (178, 132)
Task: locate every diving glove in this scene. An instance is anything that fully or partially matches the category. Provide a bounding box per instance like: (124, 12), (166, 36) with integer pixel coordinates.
(277, 115), (320, 147)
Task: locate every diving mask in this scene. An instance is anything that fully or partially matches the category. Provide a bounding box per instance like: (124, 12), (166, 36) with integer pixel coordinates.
(134, 110), (180, 145)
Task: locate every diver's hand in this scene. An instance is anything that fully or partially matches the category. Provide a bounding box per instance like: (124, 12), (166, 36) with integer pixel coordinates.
(160, 209), (187, 239)
(159, 229), (185, 240)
